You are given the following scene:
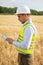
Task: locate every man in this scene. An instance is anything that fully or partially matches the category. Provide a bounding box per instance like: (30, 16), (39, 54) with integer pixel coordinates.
(2, 6), (36, 65)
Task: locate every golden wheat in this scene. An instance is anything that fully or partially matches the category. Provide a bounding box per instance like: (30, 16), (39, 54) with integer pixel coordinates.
(0, 15), (43, 65)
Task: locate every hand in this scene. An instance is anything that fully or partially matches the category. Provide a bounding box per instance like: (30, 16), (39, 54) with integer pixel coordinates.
(6, 38), (14, 44)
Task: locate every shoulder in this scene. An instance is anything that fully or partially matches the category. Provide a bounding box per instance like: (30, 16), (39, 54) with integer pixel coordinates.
(24, 25), (34, 33)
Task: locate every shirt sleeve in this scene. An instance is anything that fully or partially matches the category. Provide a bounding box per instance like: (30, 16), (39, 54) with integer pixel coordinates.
(13, 26), (35, 49)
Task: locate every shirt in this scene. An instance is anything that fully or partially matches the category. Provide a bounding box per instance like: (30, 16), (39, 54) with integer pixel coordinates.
(13, 19), (36, 50)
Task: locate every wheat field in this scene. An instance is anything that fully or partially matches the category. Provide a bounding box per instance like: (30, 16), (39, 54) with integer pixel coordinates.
(0, 15), (43, 65)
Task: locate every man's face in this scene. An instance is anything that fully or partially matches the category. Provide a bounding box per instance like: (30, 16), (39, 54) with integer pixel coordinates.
(17, 14), (29, 24)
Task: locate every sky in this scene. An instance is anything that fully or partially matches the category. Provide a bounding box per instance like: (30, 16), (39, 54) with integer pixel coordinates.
(0, 0), (43, 11)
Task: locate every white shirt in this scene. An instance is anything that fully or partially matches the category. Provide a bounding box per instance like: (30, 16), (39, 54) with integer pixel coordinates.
(13, 19), (36, 50)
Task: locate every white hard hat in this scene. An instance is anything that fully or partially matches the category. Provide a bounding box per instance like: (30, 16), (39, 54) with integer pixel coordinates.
(16, 5), (31, 14)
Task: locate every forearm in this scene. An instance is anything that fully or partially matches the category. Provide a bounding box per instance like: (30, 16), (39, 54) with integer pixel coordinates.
(13, 40), (28, 49)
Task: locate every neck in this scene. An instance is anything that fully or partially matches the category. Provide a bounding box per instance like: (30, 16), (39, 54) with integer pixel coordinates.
(22, 18), (30, 24)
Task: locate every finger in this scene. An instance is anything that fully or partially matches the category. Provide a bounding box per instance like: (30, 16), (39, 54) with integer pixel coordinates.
(2, 35), (7, 40)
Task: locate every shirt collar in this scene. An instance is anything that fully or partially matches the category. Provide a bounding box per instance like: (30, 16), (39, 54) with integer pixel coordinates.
(24, 19), (32, 25)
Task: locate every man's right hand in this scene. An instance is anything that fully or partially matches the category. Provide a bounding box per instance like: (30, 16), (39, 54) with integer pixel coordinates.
(2, 35), (13, 44)
(6, 38), (13, 44)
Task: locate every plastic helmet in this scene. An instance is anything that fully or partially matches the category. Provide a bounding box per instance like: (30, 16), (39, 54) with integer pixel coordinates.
(16, 5), (31, 14)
